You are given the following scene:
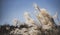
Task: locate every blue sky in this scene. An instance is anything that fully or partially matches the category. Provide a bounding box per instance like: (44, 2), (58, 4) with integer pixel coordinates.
(0, 0), (60, 25)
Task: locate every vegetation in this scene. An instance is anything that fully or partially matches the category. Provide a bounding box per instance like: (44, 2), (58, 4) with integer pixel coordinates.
(0, 3), (60, 35)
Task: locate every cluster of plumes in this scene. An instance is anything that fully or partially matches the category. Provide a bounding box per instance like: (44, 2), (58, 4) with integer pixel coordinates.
(0, 23), (60, 35)
(0, 3), (60, 35)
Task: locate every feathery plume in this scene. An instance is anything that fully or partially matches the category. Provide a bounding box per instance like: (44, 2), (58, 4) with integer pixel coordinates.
(12, 18), (21, 27)
(33, 3), (40, 12)
(53, 12), (58, 19)
(24, 12), (35, 25)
